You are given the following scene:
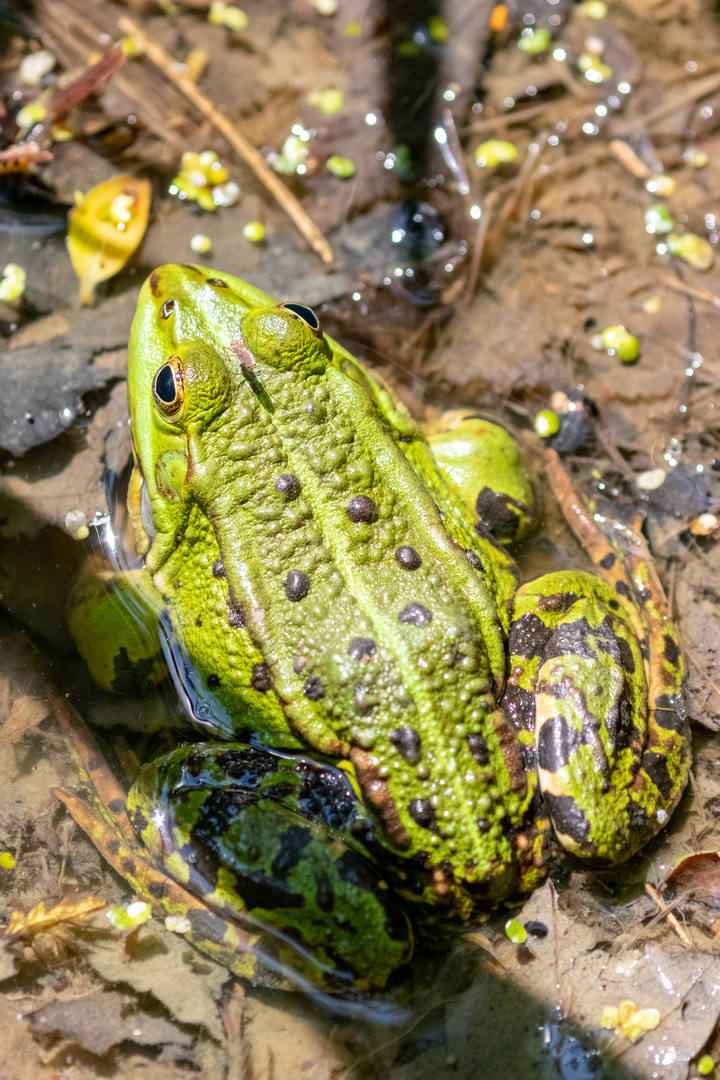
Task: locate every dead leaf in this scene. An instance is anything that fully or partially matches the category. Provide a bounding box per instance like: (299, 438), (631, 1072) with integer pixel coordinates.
(0, 695), (50, 744)
(25, 990), (193, 1057)
(83, 922), (228, 1041)
(663, 851), (720, 903)
(6, 895), (106, 937)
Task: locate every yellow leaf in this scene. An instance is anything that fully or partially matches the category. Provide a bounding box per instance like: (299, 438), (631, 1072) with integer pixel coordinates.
(6, 895), (106, 937)
(68, 175), (150, 305)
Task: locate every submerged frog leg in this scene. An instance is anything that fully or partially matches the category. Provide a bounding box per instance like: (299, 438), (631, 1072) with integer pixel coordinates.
(505, 451), (690, 862)
(50, 696), (340, 992)
(128, 744), (414, 991)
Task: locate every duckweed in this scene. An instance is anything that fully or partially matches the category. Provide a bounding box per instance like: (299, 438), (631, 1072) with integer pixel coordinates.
(169, 150), (238, 211)
(208, 1), (248, 30)
(307, 88), (344, 114)
(645, 175), (676, 197)
(243, 221), (265, 242)
(505, 918), (527, 944)
(666, 232), (715, 270)
(645, 204), (675, 234)
(533, 410), (561, 438)
(517, 27), (551, 53)
(474, 140), (518, 167)
(190, 233), (213, 254)
(601, 325), (641, 363)
(106, 900), (152, 931)
(0, 263), (26, 302)
(326, 155), (356, 178)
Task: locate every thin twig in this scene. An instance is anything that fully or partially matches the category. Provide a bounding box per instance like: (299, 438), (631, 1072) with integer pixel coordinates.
(614, 70), (720, 133)
(645, 882), (693, 947)
(462, 96), (573, 134)
(118, 16), (333, 265)
(656, 272), (720, 310)
(463, 189), (498, 300)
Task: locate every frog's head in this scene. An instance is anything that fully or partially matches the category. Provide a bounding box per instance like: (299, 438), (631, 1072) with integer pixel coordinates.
(127, 264), (332, 567)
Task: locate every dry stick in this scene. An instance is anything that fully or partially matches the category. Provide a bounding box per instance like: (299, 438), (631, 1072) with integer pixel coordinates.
(462, 97), (572, 134)
(687, 649), (720, 703)
(644, 883), (692, 947)
(614, 70), (720, 133)
(657, 272), (720, 311)
(118, 16), (333, 265)
(40, 0), (187, 155)
(463, 189), (499, 300)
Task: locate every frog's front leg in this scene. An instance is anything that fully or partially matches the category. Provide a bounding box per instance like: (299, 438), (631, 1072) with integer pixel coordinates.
(504, 452), (691, 862)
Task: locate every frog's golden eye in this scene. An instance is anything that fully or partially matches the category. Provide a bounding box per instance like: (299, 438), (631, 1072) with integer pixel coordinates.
(280, 303), (322, 336)
(152, 356), (185, 417)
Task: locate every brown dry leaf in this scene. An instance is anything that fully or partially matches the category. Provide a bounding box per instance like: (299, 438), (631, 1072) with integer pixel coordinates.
(25, 989), (193, 1057)
(6, 895), (106, 937)
(0, 695), (50, 744)
(663, 851), (720, 901)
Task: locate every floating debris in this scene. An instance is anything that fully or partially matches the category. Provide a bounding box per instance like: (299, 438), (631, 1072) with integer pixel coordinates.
(68, 174), (150, 305)
(578, 53), (613, 82)
(666, 232), (715, 270)
(474, 140), (518, 167)
(208, 2), (248, 31)
(504, 918), (527, 944)
(190, 233), (213, 254)
(18, 49), (56, 85)
(169, 150), (239, 211)
(16, 102), (47, 128)
(326, 155), (355, 178)
(242, 221), (265, 242)
(690, 513), (718, 536)
(646, 175), (676, 197)
(106, 900), (152, 931)
(601, 325), (641, 363)
(684, 147), (709, 168)
(0, 263), (26, 302)
(517, 27), (551, 54)
(600, 1000), (661, 1042)
(580, 0), (608, 17)
(636, 468), (666, 491)
(270, 132), (310, 176)
(534, 410), (561, 437)
(308, 88), (344, 114)
(645, 204), (675, 234)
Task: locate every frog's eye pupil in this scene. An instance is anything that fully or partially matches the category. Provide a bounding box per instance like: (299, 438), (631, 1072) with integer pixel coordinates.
(152, 357), (184, 416)
(155, 365), (176, 403)
(281, 303), (321, 332)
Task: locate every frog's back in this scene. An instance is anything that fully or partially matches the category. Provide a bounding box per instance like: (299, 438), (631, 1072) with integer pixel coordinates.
(129, 265), (535, 911)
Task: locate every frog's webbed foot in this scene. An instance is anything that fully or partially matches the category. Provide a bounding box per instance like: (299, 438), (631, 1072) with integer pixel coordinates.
(503, 450), (690, 864)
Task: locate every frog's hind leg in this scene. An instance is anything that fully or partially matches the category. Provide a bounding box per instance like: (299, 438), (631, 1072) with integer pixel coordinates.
(504, 451), (691, 863)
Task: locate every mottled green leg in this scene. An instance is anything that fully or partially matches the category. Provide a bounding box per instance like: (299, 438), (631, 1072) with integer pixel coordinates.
(504, 451), (690, 862)
(55, 695), (412, 991)
(129, 744), (414, 990)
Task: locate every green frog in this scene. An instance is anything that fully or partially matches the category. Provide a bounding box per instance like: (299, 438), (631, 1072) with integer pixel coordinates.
(65, 263), (691, 995)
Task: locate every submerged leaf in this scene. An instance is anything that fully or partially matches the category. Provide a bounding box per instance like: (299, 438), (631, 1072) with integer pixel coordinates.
(68, 175), (150, 305)
(6, 895), (106, 937)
